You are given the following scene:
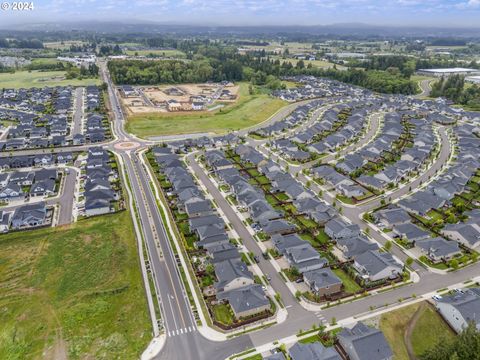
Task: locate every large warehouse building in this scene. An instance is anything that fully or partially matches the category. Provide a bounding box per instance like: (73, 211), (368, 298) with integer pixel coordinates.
(466, 76), (480, 84)
(417, 68), (480, 77)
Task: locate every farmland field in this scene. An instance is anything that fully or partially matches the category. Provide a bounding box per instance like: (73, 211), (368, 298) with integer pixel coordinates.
(0, 70), (100, 88)
(0, 211), (151, 359)
(125, 49), (186, 58)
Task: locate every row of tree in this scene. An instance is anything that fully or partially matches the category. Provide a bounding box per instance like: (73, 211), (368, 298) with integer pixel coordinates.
(0, 38), (43, 49)
(430, 75), (480, 110)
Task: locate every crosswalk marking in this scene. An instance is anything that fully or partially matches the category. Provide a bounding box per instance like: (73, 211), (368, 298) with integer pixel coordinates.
(166, 327), (197, 337)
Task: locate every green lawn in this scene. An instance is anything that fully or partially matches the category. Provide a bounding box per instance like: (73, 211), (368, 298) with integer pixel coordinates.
(0, 70), (100, 88)
(333, 269), (361, 293)
(0, 211), (151, 360)
(410, 304), (455, 357)
(29, 58), (66, 66)
(212, 304), (235, 325)
(126, 83), (287, 138)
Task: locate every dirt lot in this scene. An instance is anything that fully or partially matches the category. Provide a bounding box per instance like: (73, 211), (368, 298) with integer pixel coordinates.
(121, 82), (240, 115)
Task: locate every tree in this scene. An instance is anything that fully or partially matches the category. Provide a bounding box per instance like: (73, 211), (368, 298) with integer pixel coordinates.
(406, 257), (414, 267)
(420, 323), (480, 360)
(449, 259), (459, 270)
(384, 241), (392, 251)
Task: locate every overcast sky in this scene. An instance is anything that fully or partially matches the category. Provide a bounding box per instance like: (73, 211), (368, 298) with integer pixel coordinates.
(1, 0), (480, 27)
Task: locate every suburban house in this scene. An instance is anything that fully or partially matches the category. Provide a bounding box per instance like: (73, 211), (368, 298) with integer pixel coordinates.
(416, 237), (462, 263)
(11, 202), (48, 229)
(289, 342), (341, 360)
(337, 322), (393, 360)
(303, 268), (343, 297)
(442, 223), (480, 249)
(434, 288), (480, 333)
(325, 218), (360, 240)
(0, 210), (11, 232)
(214, 258), (254, 293)
(352, 250), (403, 283)
(284, 243), (328, 273)
(216, 284), (270, 319)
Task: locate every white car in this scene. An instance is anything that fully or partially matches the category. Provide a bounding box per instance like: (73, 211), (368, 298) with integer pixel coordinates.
(432, 295), (442, 301)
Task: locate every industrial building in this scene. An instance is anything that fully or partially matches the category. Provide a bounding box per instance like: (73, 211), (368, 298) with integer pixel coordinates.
(417, 68), (480, 77)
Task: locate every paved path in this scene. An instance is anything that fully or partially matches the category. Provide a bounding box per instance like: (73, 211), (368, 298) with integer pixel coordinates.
(415, 79), (434, 99)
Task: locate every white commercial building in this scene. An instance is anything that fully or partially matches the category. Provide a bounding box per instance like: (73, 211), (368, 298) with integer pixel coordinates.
(417, 68), (480, 77)
(466, 76), (480, 84)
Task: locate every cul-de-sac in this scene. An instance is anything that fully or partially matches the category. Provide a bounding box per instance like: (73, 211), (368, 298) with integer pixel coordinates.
(1, 4), (480, 360)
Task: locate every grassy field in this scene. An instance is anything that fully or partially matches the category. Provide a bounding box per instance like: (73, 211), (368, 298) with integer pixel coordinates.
(379, 303), (421, 360)
(379, 302), (454, 360)
(126, 83), (287, 138)
(271, 56), (337, 69)
(410, 304), (455, 357)
(0, 211), (151, 360)
(125, 49), (186, 58)
(0, 70), (100, 88)
(411, 74), (436, 83)
(43, 41), (87, 50)
(30, 58), (66, 66)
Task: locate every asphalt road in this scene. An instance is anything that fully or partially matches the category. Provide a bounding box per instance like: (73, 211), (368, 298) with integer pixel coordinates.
(72, 87), (84, 136)
(97, 62), (255, 360)
(47, 167), (77, 226)
(415, 79), (434, 98)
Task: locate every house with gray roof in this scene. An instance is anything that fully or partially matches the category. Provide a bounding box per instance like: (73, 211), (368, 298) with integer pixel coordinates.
(303, 268), (343, 297)
(442, 223), (480, 249)
(260, 219), (297, 236)
(11, 201), (48, 229)
(214, 258), (254, 293)
(416, 237), (462, 263)
(285, 243), (328, 273)
(392, 223), (431, 244)
(185, 200), (214, 218)
(325, 218), (360, 240)
(434, 288), (480, 333)
(337, 322), (393, 360)
(352, 250), (403, 283)
(271, 233), (306, 255)
(373, 207), (411, 228)
(336, 235), (379, 259)
(0, 210), (11, 232)
(289, 342), (341, 360)
(217, 284), (270, 319)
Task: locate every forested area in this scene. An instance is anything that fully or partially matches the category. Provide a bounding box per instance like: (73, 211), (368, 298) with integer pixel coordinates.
(0, 38), (43, 49)
(108, 55), (418, 95)
(430, 75), (480, 110)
